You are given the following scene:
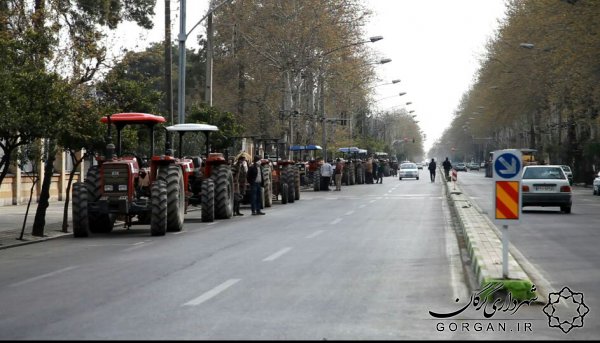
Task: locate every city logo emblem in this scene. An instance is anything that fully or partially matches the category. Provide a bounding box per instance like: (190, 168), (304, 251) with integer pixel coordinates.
(543, 287), (589, 333)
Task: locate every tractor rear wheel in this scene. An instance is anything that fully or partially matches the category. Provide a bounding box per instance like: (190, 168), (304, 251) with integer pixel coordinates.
(263, 165), (273, 207)
(159, 165), (185, 232)
(72, 182), (90, 238)
(213, 165), (234, 219)
(281, 183), (288, 204)
(294, 166), (300, 200)
(150, 180), (168, 236)
(313, 168), (321, 191)
(201, 179), (215, 222)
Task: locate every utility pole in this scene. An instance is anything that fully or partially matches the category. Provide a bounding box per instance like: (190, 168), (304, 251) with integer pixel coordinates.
(205, 7), (214, 106)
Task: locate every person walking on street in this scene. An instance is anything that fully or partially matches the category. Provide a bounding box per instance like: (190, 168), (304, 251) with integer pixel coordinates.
(428, 158), (437, 182)
(334, 158), (344, 191)
(321, 159), (333, 191)
(442, 157), (452, 182)
(247, 155), (266, 215)
(232, 154), (248, 216)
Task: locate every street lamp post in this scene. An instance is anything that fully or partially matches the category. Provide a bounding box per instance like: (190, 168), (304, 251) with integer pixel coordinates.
(177, 0), (233, 125)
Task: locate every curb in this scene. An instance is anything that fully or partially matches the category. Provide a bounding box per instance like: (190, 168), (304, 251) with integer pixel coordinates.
(442, 173), (537, 301)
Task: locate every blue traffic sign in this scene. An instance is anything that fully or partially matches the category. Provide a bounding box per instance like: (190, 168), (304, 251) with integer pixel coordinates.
(494, 152), (522, 179)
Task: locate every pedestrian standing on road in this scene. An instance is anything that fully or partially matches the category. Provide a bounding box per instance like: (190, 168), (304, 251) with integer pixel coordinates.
(428, 158), (437, 182)
(334, 158), (344, 191)
(377, 160), (385, 183)
(365, 157), (374, 184)
(443, 157), (452, 182)
(372, 159), (379, 184)
(247, 155), (266, 215)
(232, 154), (248, 216)
(321, 159), (333, 191)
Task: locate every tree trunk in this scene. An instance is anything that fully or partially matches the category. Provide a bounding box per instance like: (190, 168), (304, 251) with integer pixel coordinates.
(32, 139), (56, 237)
(62, 158), (81, 232)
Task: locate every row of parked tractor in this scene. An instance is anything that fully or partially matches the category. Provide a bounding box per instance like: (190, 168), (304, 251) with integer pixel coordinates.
(71, 113), (308, 238)
(71, 113), (400, 238)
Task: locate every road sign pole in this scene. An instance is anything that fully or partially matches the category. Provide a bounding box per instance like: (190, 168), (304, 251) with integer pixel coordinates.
(502, 224), (509, 278)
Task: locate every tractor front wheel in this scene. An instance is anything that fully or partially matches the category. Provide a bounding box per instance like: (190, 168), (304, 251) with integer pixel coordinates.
(201, 179), (215, 222)
(150, 180), (168, 236)
(72, 182), (90, 238)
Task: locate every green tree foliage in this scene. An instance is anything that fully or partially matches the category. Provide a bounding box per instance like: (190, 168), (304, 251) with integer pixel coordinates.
(187, 103), (245, 154)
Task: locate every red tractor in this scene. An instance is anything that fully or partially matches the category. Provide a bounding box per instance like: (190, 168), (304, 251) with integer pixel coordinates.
(165, 123), (234, 223)
(72, 113), (185, 237)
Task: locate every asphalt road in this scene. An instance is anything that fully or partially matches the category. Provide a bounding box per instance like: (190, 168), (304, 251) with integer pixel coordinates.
(454, 169), (600, 336)
(0, 172), (593, 339)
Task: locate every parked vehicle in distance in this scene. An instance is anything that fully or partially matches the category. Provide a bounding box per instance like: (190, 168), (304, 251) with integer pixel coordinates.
(560, 165), (573, 185)
(521, 165), (572, 213)
(593, 171), (600, 196)
(468, 162), (480, 171)
(454, 162), (468, 172)
(399, 162), (419, 180)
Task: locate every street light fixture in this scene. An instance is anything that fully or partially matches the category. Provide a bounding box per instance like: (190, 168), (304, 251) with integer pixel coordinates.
(520, 43), (535, 49)
(375, 92), (407, 102)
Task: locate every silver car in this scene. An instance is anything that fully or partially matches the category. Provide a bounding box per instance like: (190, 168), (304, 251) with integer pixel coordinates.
(521, 165), (572, 213)
(560, 165), (573, 185)
(398, 163), (419, 180)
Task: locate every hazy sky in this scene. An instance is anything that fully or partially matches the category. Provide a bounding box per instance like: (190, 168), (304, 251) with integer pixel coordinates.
(110, 0), (507, 153)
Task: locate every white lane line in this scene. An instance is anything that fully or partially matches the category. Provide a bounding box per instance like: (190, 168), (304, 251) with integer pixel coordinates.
(369, 200), (376, 203)
(10, 266), (78, 287)
(306, 230), (324, 239)
(359, 204), (366, 208)
(344, 210), (354, 216)
(122, 241), (154, 252)
(172, 231), (186, 235)
(330, 218), (342, 225)
(206, 222), (218, 226)
(263, 247), (293, 262)
(182, 279), (241, 306)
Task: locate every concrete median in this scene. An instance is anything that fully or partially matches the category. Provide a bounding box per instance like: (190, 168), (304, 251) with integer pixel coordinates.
(442, 172), (537, 301)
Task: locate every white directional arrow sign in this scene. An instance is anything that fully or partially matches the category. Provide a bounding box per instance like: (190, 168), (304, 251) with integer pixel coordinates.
(498, 156), (517, 176)
(493, 149), (522, 181)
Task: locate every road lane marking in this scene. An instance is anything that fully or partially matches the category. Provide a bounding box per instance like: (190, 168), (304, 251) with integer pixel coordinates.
(182, 279), (241, 306)
(10, 266), (78, 287)
(172, 231), (186, 235)
(263, 247), (293, 262)
(359, 204), (366, 208)
(206, 222), (218, 226)
(122, 241), (154, 252)
(306, 230), (324, 239)
(344, 210), (354, 216)
(369, 200), (376, 203)
(330, 218), (342, 225)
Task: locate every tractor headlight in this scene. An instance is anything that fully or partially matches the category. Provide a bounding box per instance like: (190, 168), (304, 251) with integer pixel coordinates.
(118, 185), (128, 191)
(104, 185), (114, 192)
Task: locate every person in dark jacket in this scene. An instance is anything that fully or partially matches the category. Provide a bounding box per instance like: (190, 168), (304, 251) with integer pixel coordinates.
(428, 158), (437, 182)
(442, 157), (452, 182)
(247, 155), (266, 215)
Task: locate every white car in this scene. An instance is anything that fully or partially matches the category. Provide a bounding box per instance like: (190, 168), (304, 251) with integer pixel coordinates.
(399, 162), (419, 180)
(593, 171), (600, 196)
(560, 165), (573, 185)
(521, 165), (572, 213)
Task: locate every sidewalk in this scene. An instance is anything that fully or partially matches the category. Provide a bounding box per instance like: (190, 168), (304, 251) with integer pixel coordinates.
(0, 201), (72, 250)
